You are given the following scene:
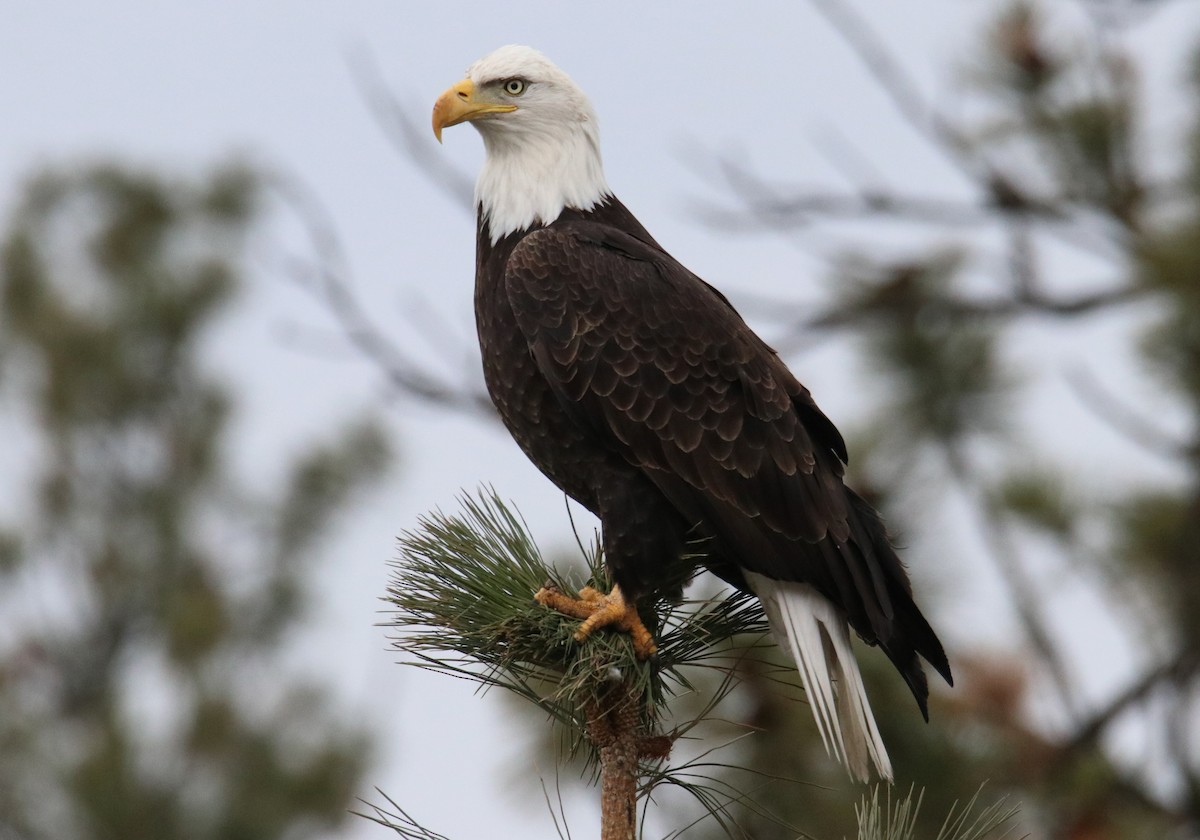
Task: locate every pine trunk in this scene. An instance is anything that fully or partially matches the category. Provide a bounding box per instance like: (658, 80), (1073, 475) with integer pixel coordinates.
(589, 683), (641, 840)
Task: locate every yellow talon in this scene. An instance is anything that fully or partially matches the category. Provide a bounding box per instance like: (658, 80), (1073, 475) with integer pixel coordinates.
(534, 583), (658, 659)
(577, 585), (606, 604)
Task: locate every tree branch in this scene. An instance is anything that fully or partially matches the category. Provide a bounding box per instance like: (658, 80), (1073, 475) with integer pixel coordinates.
(266, 171), (495, 417)
(948, 447), (1081, 716)
(806, 0), (989, 189)
(1057, 649), (1200, 764)
(586, 684), (642, 840)
(1066, 366), (1189, 461)
(347, 49), (475, 214)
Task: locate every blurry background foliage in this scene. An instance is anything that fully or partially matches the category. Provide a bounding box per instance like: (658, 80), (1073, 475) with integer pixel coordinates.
(2, 1), (1200, 838)
(0, 166), (390, 839)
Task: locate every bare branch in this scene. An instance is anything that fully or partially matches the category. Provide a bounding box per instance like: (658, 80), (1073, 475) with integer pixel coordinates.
(948, 447), (1081, 717)
(759, 284), (1141, 355)
(265, 170), (494, 417)
(1057, 649), (1200, 764)
(347, 49), (476, 214)
(806, 0), (979, 181)
(696, 180), (1030, 233)
(1065, 366), (1188, 461)
(697, 155), (1131, 260)
(680, 0), (1129, 267)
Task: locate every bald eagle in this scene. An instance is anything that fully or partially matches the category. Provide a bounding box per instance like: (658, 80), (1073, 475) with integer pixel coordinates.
(433, 45), (951, 782)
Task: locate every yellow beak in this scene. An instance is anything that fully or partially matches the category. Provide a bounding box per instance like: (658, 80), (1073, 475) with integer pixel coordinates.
(432, 79), (518, 143)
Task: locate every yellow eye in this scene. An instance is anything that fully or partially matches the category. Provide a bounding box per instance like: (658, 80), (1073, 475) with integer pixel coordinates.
(503, 78), (526, 96)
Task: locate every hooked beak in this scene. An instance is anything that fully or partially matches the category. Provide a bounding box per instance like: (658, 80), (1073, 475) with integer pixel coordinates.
(432, 79), (518, 142)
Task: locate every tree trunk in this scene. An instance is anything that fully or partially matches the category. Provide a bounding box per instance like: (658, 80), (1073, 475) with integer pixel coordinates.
(589, 683), (641, 840)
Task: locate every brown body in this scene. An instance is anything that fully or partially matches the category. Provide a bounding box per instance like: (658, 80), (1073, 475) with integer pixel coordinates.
(474, 197), (951, 715)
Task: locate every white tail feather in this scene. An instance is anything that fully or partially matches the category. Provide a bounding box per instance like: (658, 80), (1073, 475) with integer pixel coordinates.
(745, 572), (893, 782)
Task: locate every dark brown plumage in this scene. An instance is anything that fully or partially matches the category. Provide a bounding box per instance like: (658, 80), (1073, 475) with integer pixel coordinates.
(476, 199), (952, 715)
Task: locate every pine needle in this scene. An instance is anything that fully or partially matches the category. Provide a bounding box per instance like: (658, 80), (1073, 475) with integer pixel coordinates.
(854, 783), (1023, 840)
(353, 791), (452, 840)
(379, 489), (1025, 840)
(384, 487), (770, 745)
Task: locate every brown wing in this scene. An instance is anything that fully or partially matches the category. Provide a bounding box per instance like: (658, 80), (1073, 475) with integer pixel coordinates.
(505, 223), (848, 538)
(504, 220), (951, 707)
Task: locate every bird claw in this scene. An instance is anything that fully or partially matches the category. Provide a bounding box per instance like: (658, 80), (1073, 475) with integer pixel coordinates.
(535, 584), (602, 621)
(534, 583), (658, 659)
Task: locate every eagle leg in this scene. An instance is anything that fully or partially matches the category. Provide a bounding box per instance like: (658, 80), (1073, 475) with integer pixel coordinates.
(535, 582), (658, 659)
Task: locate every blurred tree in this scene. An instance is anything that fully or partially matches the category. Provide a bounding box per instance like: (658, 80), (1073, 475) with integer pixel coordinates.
(662, 2), (1200, 838)
(0, 164), (389, 840)
(304, 1), (1200, 837)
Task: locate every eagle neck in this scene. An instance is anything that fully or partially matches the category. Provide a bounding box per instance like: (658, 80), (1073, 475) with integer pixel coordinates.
(475, 122), (611, 245)
(475, 198), (667, 279)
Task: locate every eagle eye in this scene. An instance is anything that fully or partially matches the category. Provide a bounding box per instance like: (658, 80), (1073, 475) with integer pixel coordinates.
(503, 78), (527, 96)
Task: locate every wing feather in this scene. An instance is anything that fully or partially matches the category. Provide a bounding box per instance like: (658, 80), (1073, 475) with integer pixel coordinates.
(506, 224), (842, 536)
(503, 221), (949, 712)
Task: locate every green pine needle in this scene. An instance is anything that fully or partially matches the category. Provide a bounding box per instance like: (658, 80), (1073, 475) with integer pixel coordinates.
(380, 490), (1025, 840)
(855, 784), (1023, 840)
(385, 487), (770, 744)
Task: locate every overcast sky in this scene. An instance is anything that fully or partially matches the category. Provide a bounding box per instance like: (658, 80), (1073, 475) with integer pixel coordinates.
(4, 2), (1198, 837)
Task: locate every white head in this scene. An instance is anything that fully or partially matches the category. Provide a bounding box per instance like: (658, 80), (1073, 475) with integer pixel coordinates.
(432, 46), (611, 243)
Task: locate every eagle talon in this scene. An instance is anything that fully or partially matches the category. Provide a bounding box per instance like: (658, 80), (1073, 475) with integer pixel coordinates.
(577, 585), (606, 604)
(535, 585), (596, 620)
(535, 583), (658, 659)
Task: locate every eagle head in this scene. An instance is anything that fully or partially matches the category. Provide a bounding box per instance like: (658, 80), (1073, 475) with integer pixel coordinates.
(433, 46), (611, 242)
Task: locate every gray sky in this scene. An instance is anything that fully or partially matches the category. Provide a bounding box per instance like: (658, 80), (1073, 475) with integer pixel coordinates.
(4, 2), (1198, 837)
